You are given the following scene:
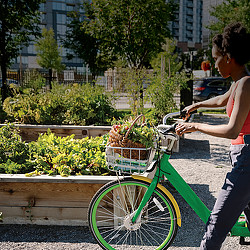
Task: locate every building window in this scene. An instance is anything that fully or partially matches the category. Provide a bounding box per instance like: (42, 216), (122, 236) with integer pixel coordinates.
(57, 13), (67, 24)
(28, 44), (36, 54)
(17, 56), (28, 65)
(52, 2), (66, 11)
(66, 4), (74, 12)
(57, 24), (67, 35)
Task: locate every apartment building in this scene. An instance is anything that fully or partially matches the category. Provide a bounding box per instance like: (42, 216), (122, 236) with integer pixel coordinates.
(11, 0), (85, 73)
(171, 0), (203, 52)
(10, 0), (223, 72)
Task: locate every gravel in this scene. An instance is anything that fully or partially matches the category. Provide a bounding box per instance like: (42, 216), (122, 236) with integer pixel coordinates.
(0, 113), (249, 250)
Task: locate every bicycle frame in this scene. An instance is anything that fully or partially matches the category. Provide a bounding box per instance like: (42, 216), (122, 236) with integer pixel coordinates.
(131, 151), (250, 238)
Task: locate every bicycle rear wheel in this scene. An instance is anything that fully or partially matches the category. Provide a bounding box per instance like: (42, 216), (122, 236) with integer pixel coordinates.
(88, 177), (178, 249)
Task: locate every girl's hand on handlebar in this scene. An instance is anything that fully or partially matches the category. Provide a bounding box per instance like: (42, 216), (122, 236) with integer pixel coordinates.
(181, 105), (197, 120)
(175, 123), (197, 136)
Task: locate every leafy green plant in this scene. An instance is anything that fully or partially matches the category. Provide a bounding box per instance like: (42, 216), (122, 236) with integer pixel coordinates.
(0, 124), (110, 176)
(146, 71), (189, 122)
(0, 160), (26, 174)
(27, 129), (109, 177)
(35, 28), (65, 89)
(22, 69), (46, 93)
(3, 83), (117, 125)
(118, 68), (151, 117)
(111, 118), (156, 148)
(0, 124), (29, 165)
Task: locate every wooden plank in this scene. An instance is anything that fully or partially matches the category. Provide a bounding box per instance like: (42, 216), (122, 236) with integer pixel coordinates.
(88, 128), (111, 138)
(0, 182), (103, 207)
(0, 174), (118, 183)
(0, 206), (89, 226)
(0, 124), (111, 142)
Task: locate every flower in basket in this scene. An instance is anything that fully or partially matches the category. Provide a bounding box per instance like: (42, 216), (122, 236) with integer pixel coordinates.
(108, 115), (156, 160)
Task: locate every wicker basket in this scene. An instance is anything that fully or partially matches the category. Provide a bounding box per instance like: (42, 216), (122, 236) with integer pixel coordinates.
(109, 115), (149, 160)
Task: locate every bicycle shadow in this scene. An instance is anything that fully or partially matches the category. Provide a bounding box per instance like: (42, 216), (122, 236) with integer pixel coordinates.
(173, 137), (231, 167)
(166, 182), (216, 248)
(173, 137), (211, 159)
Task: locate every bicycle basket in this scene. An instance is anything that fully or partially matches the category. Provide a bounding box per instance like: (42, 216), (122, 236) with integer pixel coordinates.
(106, 145), (155, 174)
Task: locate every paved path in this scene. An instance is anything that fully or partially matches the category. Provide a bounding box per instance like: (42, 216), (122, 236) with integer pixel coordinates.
(0, 114), (249, 249)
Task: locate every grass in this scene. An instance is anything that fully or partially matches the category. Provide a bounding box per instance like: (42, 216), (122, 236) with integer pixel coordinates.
(197, 109), (227, 115)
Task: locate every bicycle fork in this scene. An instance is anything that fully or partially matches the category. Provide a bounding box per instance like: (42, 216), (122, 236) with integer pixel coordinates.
(131, 174), (160, 224)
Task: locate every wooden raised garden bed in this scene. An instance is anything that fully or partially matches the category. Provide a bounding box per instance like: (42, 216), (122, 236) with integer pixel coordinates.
(0, 174), (117, 226)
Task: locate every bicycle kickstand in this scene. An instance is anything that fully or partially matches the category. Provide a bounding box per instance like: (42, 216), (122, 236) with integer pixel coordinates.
(239, 236), (250, 245)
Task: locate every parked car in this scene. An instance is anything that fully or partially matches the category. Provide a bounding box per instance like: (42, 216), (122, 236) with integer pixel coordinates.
(193, 77), (232, 102)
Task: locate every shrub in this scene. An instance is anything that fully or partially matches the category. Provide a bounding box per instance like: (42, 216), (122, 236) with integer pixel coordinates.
(0, 124), (29, 165)
(0, 160), (27, 174)
(3, 82), (117, 125)
(146, 71), (189, 122)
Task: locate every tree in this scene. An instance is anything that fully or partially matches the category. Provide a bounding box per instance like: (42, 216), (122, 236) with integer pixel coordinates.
(0, 0), (45, 103)
(208, 0), (250, 34)
(150, 38), (183, 77)
(35, 28), (65, 89)
(207, 0), (250, 73)
(146, 71), (189, 122)
(64, 11), (114, 82)
(79, 0), (177, 115)
(148, 39), (190, 119)
(82, 0), (177, 70)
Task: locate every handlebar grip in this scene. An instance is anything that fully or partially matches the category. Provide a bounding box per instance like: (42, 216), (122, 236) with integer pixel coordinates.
(158, 123), (177, 135)
(180, 109), (197, 119)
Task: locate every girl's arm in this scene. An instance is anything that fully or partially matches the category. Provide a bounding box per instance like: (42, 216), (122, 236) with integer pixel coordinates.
(183, 83), (233, 115)
(176, 77), (250, 139)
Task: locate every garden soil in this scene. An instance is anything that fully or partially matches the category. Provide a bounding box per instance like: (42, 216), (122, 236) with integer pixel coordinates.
(0, 113), (249, 249)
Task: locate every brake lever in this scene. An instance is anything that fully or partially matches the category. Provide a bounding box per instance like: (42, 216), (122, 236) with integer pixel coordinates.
(180, 109), (197, 121)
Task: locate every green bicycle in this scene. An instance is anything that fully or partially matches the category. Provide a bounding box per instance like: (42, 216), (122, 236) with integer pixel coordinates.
(88, 112), (250, 249)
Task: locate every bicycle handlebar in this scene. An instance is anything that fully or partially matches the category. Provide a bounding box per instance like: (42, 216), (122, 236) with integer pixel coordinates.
(163, 110), (197, 125)
(157, 123), (177, 135)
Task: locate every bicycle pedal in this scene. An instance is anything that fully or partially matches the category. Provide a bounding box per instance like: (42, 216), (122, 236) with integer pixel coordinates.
(239, 236), (250, 245)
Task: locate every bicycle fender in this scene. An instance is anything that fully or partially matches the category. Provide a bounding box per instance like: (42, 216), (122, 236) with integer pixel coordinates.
(132, 175), (181, 227)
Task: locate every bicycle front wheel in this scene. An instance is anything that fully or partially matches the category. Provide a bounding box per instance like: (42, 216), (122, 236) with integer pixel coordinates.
(88, 177), (178, 249)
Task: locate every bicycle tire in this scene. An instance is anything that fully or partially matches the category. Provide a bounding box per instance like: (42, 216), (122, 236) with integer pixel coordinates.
(88, 177), (178, 249)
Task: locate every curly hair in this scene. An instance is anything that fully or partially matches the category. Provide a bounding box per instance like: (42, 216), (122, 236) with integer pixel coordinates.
(212, 22), (250, 65)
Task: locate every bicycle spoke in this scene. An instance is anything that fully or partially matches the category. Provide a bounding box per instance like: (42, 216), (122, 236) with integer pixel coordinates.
(105, 193), (128, 214)
(100, 196), (127, 216)
(113, 229), (130, 245)
(124, 185), (136, 212)
(121, 229), (131, 247)
(104, 225), (124, 242)
(143, 223), (166, 243)
(140, 226), (158, 246)
(97, 204), (121, 219)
